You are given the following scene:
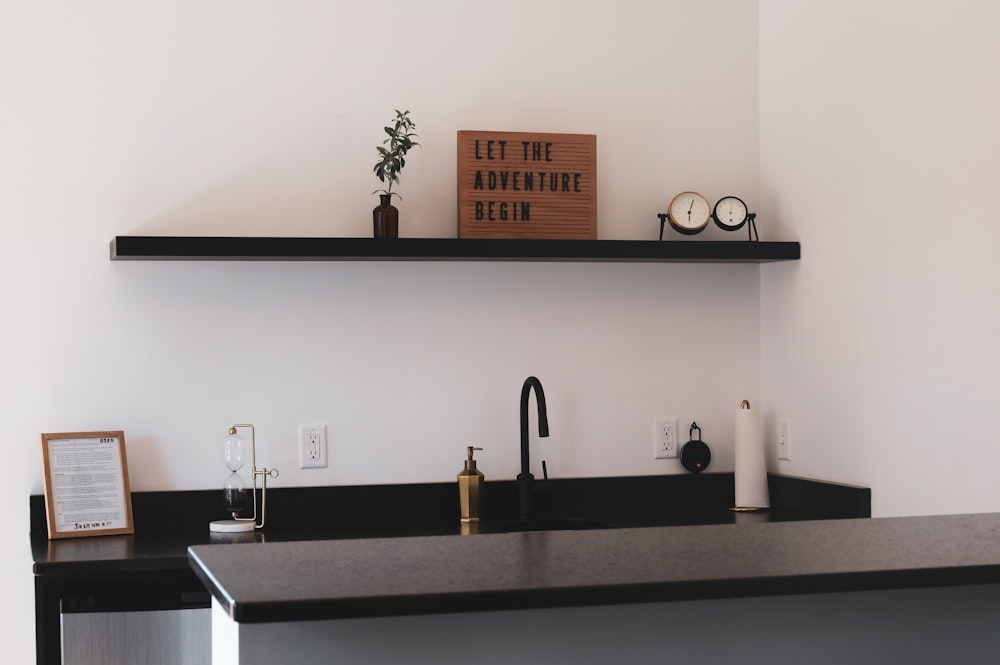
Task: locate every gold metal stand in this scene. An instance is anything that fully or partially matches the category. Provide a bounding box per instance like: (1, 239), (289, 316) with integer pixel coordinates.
(209, 424), (278, 532)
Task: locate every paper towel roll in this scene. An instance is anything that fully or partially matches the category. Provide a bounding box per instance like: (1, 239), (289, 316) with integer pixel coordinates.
(734, 401), (769, 509)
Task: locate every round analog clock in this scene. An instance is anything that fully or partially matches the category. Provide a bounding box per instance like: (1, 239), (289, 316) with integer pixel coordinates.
(713, 196), (749, 231)
(667, 191), (711, 235)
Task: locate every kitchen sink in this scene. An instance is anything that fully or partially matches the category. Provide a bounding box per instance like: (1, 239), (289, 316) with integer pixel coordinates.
(485, 517), (621, 533)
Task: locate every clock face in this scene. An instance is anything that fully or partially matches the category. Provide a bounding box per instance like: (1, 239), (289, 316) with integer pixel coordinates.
(713, 196), (748, 231)
(667, 192), (711, 235)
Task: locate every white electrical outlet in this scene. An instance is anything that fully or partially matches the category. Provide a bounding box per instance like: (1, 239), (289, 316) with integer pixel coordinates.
(777, 419), (791, 460)
(654, 417), (678, 459)
(299, 424), (328, 469)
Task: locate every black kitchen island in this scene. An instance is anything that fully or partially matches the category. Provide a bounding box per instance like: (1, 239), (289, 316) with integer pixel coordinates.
(191, 512), (1000, 624)
(190, 513), (1000, 664)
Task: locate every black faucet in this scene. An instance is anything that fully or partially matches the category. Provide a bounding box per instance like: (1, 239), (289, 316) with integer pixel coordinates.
(518, 376), (549, 519)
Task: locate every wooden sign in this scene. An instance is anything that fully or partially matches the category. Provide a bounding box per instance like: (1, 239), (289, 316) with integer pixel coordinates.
(457, 131), (596, 239)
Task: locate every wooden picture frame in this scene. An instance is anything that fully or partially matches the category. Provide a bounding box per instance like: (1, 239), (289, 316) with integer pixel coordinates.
(40, 431), (134, 539)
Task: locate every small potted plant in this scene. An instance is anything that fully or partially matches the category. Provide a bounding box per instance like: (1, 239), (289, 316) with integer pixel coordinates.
(372, 109), (419, 239)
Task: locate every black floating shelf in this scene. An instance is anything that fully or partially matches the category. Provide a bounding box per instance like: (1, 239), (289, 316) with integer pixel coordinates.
(110, 236), (800, 263)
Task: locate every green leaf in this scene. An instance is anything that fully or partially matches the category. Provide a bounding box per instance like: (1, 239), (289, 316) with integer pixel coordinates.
(373, 109), (419, 189)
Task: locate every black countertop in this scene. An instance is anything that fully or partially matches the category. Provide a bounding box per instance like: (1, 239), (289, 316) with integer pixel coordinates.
(190, 512), (1000, 624)
(29, 474), (870, 665)
(32, 473), (869, 577)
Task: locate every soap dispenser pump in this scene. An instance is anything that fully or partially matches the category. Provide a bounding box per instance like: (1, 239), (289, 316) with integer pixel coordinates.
(458, 446), (485, 523)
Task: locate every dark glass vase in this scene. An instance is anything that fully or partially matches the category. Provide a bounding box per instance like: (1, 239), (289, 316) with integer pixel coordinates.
(373, 194), (398, 239)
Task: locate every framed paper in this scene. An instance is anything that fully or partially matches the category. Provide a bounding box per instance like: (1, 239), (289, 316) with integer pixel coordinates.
(40, 431), (134, 539)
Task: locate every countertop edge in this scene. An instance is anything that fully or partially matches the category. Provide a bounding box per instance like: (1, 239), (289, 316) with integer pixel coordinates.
(212, 567), (1000, 624)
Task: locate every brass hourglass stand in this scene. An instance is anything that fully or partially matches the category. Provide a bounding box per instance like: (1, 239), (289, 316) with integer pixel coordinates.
(209, 424), (279, 533)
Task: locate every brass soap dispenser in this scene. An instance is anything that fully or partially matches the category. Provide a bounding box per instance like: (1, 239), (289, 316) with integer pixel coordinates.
(458, 446), (484, 523)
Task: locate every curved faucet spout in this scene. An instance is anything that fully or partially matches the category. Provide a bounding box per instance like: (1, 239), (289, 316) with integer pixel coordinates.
(518, 376), (549, 518)
(520, 376), (549, 475)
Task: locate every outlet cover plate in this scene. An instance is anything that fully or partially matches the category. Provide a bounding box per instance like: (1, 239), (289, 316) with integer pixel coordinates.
(654, 417), (678, 459)
(299, 423), (328, 469)
(777, 419), (791, 460)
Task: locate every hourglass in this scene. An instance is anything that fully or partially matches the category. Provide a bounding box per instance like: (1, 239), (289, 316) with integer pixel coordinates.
(209, 424), (278, 533)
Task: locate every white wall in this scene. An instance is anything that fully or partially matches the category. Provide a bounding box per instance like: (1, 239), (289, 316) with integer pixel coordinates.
(19, 1), (1000, 660)
(759, 1), (1000, 517)
(2, 1), (760, 661)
